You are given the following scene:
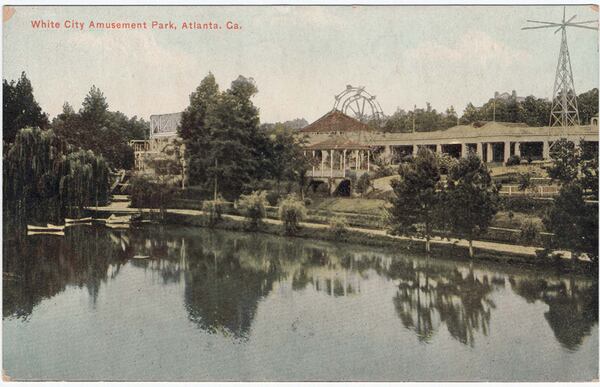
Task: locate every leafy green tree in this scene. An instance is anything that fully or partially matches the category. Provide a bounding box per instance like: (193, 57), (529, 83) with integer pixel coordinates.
(3, 127), (109, 223)
(180, 74), (288, 200)
(59, 149), (111, 216)
(355, 172), (371, 196)
(387, 147), (442, 253)
(458, 90), (598, 127)
(178, 72), (220, 188)
(264, 124), (311, 196)
(460, 103), (483, 124)
(580, 140), (598, 200)
(547, 139), (579, 184)
(445, 152), (500, 258)
(51, 86), (147, 169)
(207, 76), (270, 200)
(80, 85), (108, 124)
(520, 96), (552, 127)
(542, 138), (598, 261)
(3, 72), (49, 143)
(577, 88), (599, 125)
(443, 106), (459, 128)
(383, 104), (459, 133)
(543, 183), (598, 262)
(129, 175), (176, 218)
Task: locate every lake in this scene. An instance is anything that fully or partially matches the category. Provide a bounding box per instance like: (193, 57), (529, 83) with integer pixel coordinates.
(3, 225), (598, 381)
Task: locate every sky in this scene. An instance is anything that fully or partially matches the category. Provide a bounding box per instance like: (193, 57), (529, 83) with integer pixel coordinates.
(3, 5), (598, 124)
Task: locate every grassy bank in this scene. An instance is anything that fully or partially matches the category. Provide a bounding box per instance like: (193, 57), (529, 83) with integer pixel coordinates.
(156, 210), (593, 275)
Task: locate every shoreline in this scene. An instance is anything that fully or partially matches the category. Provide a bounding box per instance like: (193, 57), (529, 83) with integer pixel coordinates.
(86, 205), (596, 275)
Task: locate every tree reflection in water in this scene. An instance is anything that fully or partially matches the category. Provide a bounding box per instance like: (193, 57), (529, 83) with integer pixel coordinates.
(388, 259), (496, 346)
(3, 225), (597, 351)
(510, 276), (598, 351)
(3, 226), (131, 319)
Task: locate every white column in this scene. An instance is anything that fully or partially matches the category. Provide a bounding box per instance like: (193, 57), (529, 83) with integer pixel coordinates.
(330, 149), (334, 178)
(515, 142), (521, 157)
(412, 145), (418, 157)
(383, 145), (391, 161)
(355, 150), (359, 170)
(312, 150), (316, 176)
(476, 143), (483, 159)
(461, 143), (468, 157)
(486, 143), (494, 163)
(367, 150), (370, 171)
(436, 144), (442, 154)
(543, 141), (550, 160)
(504, 141), (510, 163)
(343, 150), (347, 177)
(321, 151), (325, 176)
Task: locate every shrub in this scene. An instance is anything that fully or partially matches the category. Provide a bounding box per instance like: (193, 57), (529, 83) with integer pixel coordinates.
(304, 197), (313, 206)
(372, 164), (395, 179)
(329, 216), (349, 240)
(520, 219), (541, 245)
(278, 195), (306, 235)
(501, 196), (552, 216)
(517, 172), (536, 192)
(202, 197), (224, 226)
(506, 155), (521, 166)
(266, 190), (281, 206)
(130, 175), (176, 213)
(437, 153), (458, 175)
(238, 191), (268, 229)
(355, 173), (372, 196)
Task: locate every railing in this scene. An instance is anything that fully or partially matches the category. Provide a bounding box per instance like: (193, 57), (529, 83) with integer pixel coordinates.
(500, 185), (559, 197)
(307, 169), (370, 179)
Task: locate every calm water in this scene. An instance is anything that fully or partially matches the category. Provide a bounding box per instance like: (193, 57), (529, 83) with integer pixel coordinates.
(3, 225), (598, 381)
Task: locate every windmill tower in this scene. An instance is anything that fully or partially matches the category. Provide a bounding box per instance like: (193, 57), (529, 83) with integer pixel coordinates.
(523, 6), (598, 130)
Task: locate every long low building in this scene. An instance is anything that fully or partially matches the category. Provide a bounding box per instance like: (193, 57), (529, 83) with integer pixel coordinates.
(300, 110), (599, 179)
(130, 109), (598, 185)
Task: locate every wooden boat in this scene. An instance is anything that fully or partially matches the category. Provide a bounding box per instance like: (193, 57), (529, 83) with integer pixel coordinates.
(65, 222), (92, 227)
(27, 231), (65, 236)
(106, 214), (132, 224)
(27, 224), (65, 232)
(65, 217), (92, 223)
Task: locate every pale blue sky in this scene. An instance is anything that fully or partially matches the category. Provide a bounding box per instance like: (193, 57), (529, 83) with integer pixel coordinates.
(3, 5), (598, 123)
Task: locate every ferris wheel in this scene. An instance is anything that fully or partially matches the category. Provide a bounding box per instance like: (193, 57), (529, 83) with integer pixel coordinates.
(333, 85), (384, 123)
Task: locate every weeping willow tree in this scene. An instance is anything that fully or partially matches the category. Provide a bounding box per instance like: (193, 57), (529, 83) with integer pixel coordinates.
(3, 127), (110, 227)
(60, 149), (110, 217)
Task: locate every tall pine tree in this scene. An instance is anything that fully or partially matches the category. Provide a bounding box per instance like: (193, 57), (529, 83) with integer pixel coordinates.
(3, 72), (49, 143)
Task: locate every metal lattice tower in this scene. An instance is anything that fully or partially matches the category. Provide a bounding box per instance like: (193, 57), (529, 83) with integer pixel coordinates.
(522, 6), (598, 130)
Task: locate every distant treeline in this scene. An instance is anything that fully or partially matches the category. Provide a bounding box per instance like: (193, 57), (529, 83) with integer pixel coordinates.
(379, 88), (598, 133)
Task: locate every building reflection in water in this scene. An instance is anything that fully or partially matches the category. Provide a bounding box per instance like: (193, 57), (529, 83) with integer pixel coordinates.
(3, 225), (597, 350)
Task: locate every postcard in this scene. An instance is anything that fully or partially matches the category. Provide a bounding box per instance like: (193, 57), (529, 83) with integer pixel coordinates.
(2, 4), (598, 382)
